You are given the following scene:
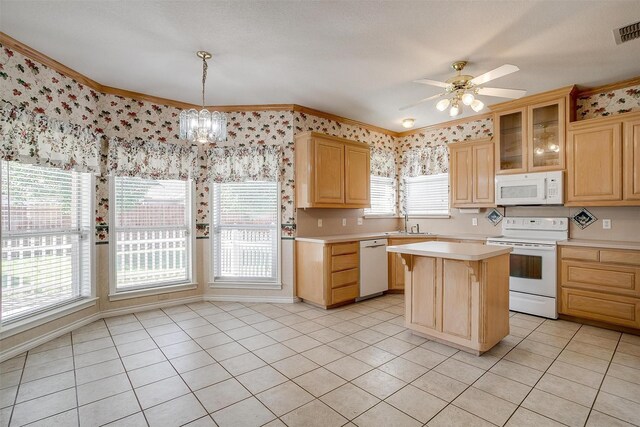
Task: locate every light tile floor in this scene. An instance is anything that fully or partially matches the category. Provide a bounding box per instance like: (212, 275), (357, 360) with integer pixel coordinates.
(1, 294), (640, 427)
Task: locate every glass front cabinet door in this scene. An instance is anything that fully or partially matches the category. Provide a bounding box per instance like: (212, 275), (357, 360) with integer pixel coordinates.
(496, 108), (527, 174)
(495, 98), (566, 175)
(527, 99), (565, 171)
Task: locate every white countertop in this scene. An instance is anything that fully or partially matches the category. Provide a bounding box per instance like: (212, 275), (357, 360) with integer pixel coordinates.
(295, 232), (498, 244)
(387, 241), (512, 261)
(559, 239), (640, 251)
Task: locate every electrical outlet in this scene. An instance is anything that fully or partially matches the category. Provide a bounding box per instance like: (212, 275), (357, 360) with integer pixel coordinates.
(603, 219), (611, 229)
(472, 217), (478, 226)
(357, 218), (363, 225)
(317, 219), (322, 228)
(342, 218), (347, 226)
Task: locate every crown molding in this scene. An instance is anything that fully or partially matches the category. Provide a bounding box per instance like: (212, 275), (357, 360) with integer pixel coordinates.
(3, 32), (640, 139)
(0, 32), (398, 136)
(396, 112), (493, 138)
(576, 75), (640, 98)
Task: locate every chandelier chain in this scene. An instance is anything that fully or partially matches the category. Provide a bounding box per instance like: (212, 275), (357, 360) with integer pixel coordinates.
(201, 56), (208, 108)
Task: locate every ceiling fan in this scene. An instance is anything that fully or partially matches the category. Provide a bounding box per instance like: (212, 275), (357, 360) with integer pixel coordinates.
(401, 61), (527, 117)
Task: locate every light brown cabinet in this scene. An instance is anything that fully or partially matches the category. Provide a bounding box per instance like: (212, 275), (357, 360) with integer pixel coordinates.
(449, 138), (495, 208)
(565, 111), (640, 206)
(296, 240), (360, 308)
(388, 237), (434, 292)
(624, 117), (640, 201)
(401, 251), (510, 354)
(295, 132), (370, 208)
(492, 86), (575, 175)
(388, 237), (484, 292)
(559, 245), (640, 329)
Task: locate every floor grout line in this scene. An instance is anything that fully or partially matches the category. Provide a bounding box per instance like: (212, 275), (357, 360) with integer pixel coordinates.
(4, 297), (639, 427)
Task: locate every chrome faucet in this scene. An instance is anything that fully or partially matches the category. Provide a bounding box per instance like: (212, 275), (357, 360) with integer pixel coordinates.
(404, 213), (409, 233)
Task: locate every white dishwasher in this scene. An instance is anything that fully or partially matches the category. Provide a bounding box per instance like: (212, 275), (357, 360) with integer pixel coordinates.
(359, 239), (388, 299)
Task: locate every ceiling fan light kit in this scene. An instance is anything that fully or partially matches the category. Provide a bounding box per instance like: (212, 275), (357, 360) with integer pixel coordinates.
(403, 61), (526, 119)
(179, 50), (228, 144)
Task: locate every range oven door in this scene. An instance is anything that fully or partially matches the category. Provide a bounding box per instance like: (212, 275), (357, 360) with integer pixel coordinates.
(486, 241), (557, 297)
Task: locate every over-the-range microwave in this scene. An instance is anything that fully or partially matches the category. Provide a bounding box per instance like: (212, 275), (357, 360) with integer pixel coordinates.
(495, 171), (563, 206)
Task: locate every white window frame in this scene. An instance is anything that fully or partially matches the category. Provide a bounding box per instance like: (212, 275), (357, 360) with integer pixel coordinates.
(0, 162), (97, 338)
(209, 181), (282, 290)
(108, 177), (196, 300)
(364, 175), (398, 218)
(404, 173), (451, 218)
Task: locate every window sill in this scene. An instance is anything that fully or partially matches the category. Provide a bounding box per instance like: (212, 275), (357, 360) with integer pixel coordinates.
(405, 215), (451, 219)
(209, 282), (283, 290)
(363, 215), (400, 219)
(0, 297), (99, 340)
(109, 283), (198, 301)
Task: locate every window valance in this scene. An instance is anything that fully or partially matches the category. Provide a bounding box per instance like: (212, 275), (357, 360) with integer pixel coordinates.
(370, 148), (396, 178)
(108, 137), (197, 181)
(207, 145), (283, 183)
(401, 144), (449, 178)
(0, 102), (101, 174)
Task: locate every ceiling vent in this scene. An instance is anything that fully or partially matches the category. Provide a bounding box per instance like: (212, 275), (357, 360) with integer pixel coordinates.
(614, 21), (640, 45)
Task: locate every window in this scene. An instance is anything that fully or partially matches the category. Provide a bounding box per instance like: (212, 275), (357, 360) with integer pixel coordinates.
(1, 161), (93, 324)
(112, 177), (193, 292)
(364, 175), (397, 216)
(404, 173), (450, 216)
(212, 181), (279, 285)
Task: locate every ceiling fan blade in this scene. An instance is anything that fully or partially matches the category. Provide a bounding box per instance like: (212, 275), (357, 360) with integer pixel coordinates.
(470, 64), (519, 86)
(476, 87), (527, 99)
(413, 78), (450, 88)
(399, 93), (445, 111)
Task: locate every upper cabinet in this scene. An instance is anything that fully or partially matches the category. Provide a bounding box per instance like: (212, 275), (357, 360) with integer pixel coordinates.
(566, 111), (640, 206)
(449, 138), (495, 208)
(492, 86), (575, 175)
(295, 132), (371, 209)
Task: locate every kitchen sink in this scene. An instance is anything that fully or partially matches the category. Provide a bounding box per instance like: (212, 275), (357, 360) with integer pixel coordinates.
(384, 231), (435, 236)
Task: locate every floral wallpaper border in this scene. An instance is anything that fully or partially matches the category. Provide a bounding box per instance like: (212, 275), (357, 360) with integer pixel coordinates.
(2, 41), (640, 241)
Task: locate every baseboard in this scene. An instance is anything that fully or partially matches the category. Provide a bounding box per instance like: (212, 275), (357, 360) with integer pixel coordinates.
(0, 312), (101, 362)
(203, 295), (301, 304)
(101, 296), (204, 319)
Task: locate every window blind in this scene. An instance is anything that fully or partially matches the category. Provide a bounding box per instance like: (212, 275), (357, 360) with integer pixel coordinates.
(113, 177), (192, 291)
(1, 161), (92, 323)
(405, 173), (450, 216)
(212, 181), (278, 282)
(364, 175), (397, 216)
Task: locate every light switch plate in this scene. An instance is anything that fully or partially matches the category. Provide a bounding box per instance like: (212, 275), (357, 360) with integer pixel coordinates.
(603, 219), (611, 229)
(472, 218), (478, 226)
(342, 218), (347, 226)
(317, 219), (322, 228)
(357, 218), (363, 225)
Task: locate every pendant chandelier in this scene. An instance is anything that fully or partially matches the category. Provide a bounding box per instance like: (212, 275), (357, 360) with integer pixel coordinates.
(179, 51), (227, 144)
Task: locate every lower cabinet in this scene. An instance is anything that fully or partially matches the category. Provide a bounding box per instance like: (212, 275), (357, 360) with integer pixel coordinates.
(559, 245), (640, 329)
(388, 237), (485, 292)
(296, 241), (359, 308)
(403, 253), (510, 354)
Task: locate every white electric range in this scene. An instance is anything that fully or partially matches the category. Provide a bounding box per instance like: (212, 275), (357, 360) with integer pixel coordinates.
(486, 217), (568, 319)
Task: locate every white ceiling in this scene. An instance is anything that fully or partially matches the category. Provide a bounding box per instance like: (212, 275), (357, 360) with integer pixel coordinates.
(2, 0), (640, 131)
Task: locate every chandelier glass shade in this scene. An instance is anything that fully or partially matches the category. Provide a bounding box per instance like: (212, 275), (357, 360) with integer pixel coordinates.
(179, 51), (227, 144)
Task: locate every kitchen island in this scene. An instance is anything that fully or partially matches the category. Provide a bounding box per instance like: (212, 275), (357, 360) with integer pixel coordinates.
(387, 241), (512, 355)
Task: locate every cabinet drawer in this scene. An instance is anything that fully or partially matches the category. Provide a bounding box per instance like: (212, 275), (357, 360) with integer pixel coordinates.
(331, 284), (359, 304)
(331, 268), (359, 289)
(600, 250), (640, 266)
(560, 288), (640, 328)
(561, 261), (640, 297)
(561, 247), (599, 262)
(331, 242), (358, 256)
(331, 253), (359, 272)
